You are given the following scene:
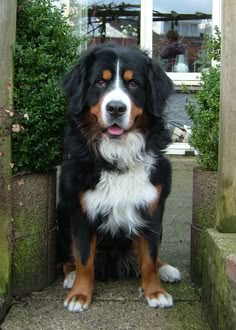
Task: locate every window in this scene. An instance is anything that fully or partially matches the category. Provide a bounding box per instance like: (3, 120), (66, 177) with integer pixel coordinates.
(64, 0), (223, 86)
(151, 0), (212, 85)
(65, 1), (141, 48)
(62, 1), (221, 85)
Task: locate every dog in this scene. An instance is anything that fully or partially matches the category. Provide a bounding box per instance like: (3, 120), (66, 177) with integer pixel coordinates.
(57, 43), (181, 313)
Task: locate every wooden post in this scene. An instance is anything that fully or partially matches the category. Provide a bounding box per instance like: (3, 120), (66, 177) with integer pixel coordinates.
(0, 0), (17, 320)
(216, 0), (236, 233)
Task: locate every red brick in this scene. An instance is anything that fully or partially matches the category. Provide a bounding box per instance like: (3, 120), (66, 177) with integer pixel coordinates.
(226, 254), (236, 283)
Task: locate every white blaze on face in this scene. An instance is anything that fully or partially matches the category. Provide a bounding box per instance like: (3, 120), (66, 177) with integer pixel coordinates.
(101, 60), (131, 129)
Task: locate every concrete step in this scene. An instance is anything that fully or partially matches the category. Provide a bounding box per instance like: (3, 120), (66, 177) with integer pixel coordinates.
(1, 275), (210, 330)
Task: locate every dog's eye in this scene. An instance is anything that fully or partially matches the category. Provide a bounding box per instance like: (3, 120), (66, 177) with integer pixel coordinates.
(128, 80), (138, 88)
(96, 79), (107, 88)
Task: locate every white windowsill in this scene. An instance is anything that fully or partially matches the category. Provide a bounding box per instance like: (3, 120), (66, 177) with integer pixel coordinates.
(165, 143), (197, 156)
(167, 72), (201, 87)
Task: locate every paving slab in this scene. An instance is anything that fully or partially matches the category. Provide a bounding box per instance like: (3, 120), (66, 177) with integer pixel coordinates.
(1, 156), (211, 330)
(2, 277), (209, 330)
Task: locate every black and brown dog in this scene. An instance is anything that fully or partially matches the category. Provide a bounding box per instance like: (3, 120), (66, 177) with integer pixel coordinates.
(57, 43), (181, 313)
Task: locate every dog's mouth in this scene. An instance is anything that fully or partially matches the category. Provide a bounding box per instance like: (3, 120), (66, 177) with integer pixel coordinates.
(105, 124), (125, 137)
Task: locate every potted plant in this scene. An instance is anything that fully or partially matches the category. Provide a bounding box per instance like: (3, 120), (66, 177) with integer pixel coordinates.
(10, 0), (80, 295)
(185, 27), (221, 284)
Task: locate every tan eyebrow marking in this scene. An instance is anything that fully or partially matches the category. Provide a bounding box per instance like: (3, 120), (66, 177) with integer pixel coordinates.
(102, 69), (112, 80)
(123, 70), (134, 81)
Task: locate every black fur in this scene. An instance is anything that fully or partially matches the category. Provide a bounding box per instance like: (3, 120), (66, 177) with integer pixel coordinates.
(57, 43), (173, 280)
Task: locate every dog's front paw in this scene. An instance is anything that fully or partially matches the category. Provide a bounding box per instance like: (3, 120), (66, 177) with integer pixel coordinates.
(64, 293), (90, 313)
(63, 271), (76, 289)
(146, 292), (173, 308)
(159, 264), (181, 283)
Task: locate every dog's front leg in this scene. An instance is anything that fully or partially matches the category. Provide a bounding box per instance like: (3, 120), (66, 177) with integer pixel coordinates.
(64, 210), (96, 313)
(134, 235), (173, 308)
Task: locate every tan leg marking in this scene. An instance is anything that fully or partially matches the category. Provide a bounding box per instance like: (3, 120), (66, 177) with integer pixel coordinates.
(133, 236), (173, 307)
(134, 237), (165, 296)
(64, 234), (96, 312)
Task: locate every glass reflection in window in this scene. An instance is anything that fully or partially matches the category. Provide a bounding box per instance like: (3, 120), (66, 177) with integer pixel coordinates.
(152, 0), (212, 72)
(66, 1), (141, 47)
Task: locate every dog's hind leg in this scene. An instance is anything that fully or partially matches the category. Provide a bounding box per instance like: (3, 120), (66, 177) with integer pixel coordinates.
(63, 263), (76, 289)
(158, 260), (181, 283)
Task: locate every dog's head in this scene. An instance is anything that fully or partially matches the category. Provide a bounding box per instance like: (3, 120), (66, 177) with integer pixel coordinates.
(63, 43), (172, 142)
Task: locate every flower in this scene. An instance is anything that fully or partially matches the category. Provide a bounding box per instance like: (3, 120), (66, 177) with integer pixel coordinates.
(12, 124), (24, 133)
(5, 109), (14, 117)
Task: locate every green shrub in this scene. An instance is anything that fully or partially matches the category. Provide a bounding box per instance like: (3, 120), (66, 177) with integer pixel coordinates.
(13, 0), (81, 174)
(205, 26), (221, 62)
(186, 28), (221, 171)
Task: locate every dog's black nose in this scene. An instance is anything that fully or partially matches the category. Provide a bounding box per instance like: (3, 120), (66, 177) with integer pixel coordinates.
(106, 101), (127, 117)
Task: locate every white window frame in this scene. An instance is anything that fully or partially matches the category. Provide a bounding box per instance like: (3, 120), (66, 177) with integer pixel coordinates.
(140, 0), (222, 87)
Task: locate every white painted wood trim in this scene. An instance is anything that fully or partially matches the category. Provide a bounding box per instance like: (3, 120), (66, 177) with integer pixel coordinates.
(140, 0), (153, 56)
(165, 143), (197, 156)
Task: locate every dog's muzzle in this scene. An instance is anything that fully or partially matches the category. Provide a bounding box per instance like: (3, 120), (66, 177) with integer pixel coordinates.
(104, 101), (128, 137)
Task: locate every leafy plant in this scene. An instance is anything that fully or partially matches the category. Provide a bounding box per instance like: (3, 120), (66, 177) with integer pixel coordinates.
(204, 26), (221, 62)
(186, 28), (221, 171)
(13, 0), (81, 174)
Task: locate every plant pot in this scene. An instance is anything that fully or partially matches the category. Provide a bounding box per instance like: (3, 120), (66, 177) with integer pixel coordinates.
(192, 166), (218, 229)
(190, 166), (217, 284)
(11, 172), (57, 296)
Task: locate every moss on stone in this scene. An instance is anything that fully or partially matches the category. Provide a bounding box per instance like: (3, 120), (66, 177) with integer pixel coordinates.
(217, 216), (236, 233)
(0, 217), (11, 321)
(190, 224), (208, 285)
(11, 172), (56, 296)
(192, 167), (217, 229)
(202, 229), (236, 329)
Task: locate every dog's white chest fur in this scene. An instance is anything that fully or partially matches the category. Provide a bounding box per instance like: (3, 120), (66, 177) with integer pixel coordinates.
(83, 150), (158, 236)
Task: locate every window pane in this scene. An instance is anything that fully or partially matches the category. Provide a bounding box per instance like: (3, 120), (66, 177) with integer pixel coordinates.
(153, 0), (212, 72)
(67, 1), (141, 47)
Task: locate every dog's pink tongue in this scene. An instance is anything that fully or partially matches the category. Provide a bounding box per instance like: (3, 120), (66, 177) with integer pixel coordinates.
(107, 126), (124, 136)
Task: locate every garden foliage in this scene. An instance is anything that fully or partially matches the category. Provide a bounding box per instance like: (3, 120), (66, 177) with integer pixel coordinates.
(186, 28), (221, 171)
(13, 0), (81, 174)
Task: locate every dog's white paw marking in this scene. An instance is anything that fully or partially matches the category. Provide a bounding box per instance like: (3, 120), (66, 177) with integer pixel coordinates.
(159, 264), (181, 283)
(64, 297), (88, 313)
(146, 293), (173, 308)
(63, 271), (76, 289)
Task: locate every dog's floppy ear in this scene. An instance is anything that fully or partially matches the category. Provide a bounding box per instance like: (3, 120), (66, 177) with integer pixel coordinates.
(63, 61), (86, 114)
(146, 58), (173, 117)
(63, 46), (98, 114)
